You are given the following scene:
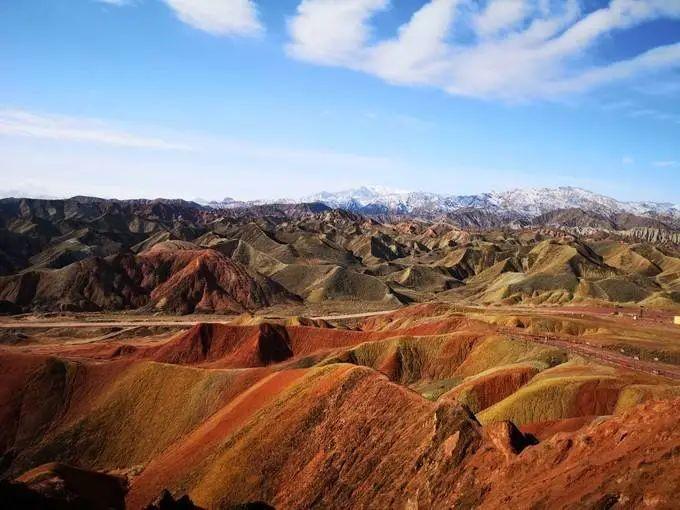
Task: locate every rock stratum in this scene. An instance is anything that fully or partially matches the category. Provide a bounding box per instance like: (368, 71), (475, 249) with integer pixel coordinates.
(0, 196), (679, 314)
(1, 195), (679, 508)
(1, 304), (680, 508)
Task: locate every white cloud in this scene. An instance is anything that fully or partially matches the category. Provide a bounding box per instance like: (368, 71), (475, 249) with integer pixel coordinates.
(286, 0), (680, 100)
(0, 109), (190, 150)
(547, 42), (680, 95)
(162, 0), (263, 36)
(98, 0), (263, 36)
(368, 0), (462, 86)
(474, 0), (530, 38)
(622, 156), (634, 165)
(287, 0), (388, 63)
(653, 160), (679, 168)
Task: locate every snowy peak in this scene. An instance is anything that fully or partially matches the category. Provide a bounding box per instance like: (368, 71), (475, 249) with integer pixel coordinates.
(300, 186), (679, 219)
(203, 185), (678, 223)
(304, 185), (415, 209)
(487, 187), (622, 217)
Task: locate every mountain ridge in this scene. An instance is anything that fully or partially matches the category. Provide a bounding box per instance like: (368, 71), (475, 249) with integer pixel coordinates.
(204, 186), (679, 221)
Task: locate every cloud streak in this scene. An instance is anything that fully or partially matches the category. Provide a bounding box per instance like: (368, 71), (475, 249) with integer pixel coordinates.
(96, 0), (132, 5)
(0, 110), (191, 150)
(653, 160), (679, 168)
(0, 107), (406, 201)
(286, 0), (680, 100)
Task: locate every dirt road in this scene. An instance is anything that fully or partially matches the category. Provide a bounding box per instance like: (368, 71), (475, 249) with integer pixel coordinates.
(498, 327), (680, 381)
(308, 310), (395, 321)
(1, 309), (677, 380)
(0, 320), (207, 329)
(0, 310), (394, 329)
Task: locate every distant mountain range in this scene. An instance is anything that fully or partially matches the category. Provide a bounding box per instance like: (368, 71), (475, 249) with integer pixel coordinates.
(202, 186), (680, 222)
(3, 185), (678, 229)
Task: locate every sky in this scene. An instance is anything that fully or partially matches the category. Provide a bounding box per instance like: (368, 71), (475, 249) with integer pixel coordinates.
(1, 0), (679, 203)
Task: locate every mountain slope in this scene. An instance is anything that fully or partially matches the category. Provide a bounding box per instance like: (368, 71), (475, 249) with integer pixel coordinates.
(302, 186), (680, 222)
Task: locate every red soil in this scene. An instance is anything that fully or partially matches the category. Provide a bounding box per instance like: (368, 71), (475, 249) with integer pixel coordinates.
(442, 364), (540, 412)
(139, 247), (297, 314)
(521, 415), (597, 440)
(126, 368), (307, 509)
(145, 323), (293, 368)
(2, 307), (679, 509)
(2, 338), (679, 509)
(476, 399), (680, 509)
(370, 331), (483, 383)
(285, 325), (390, 355)
(0, 350), (138, 466)
(571, 378), (624, 417)
(136, 323), (416, 369)
(0, 351), (51, 453)
(142, 250), (255, 314)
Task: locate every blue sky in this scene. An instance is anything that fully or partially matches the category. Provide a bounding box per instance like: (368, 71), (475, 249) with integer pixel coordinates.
(1, 0), (679, 202)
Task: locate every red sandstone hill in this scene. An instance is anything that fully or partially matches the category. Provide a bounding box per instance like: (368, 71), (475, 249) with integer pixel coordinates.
(0, 243), (298, 314)
(1, 304), (680, 508)
(138, 243), (299, 314)
(148, 323), (294, 368)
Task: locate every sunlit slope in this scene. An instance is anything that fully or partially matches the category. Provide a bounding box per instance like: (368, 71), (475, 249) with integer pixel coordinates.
(3, 198), (679, 312)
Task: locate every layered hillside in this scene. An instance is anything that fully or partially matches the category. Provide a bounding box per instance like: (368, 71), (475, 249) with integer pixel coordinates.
(1, 304), (679, 508)
(1, 196), (679, 313)
(0, 242), (296, 314)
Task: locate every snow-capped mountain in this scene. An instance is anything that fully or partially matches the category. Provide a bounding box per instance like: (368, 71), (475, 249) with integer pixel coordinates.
(302, 186), (679, 219)
(198, 196), (294, 209)
(204, 185), (679, 223)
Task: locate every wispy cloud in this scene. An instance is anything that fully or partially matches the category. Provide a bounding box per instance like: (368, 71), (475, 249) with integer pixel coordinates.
(0, 109), (191, 150)
(600, 100), (680, 125)
(629, 108), (680, 124)
(0, 107), (406, 200)
(163, 0), (263, 36)
(286, 0), (680, 101)
(98, 0), (263, 36)
(474, 0), (531, 38)
(653, 160), (679, 168)
(622, 156), (634, 165)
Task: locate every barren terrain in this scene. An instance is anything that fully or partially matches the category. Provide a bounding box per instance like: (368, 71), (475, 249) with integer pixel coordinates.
(1, 302), (680, 508)
(1, 197), (679, 508)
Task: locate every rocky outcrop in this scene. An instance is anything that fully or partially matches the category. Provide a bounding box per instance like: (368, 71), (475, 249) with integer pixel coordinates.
(622, 227), (680, 244)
